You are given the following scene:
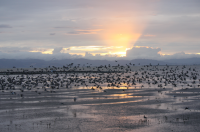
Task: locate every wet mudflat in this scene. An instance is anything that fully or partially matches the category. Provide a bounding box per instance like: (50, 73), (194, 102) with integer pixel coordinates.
(0, 65), (200, 132)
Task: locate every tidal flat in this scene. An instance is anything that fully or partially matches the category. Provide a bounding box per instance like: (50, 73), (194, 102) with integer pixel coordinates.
(0, 65), (200, 132)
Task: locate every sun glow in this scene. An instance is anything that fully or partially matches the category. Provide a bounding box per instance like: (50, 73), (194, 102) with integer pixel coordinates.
(111, 52), (126, 57)
(29, 49), (53, 54)
(100, 21), (145, 56)
(42, 50), (53, 54)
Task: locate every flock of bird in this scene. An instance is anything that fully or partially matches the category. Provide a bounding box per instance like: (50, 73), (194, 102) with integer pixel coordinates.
(0, 63), (199, 101)
(1, 63), (200, 131)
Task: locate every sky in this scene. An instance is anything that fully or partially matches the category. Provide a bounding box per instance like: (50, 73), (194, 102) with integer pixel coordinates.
(0, 0), (200, 60)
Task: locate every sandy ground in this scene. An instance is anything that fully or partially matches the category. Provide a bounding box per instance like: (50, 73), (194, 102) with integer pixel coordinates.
(0, 65), (200, 132)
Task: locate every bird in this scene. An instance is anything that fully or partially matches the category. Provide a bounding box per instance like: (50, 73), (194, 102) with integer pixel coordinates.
(185, 107), (189, 110)
(74, 97), (76, 102)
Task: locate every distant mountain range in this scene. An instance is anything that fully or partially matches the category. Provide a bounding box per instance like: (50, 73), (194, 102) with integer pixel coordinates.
(0, 58), (199, 68)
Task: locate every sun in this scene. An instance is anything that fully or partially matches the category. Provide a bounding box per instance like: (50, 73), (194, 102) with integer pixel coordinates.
(103, 32), (141, 56)
(100, 21), (143, 56)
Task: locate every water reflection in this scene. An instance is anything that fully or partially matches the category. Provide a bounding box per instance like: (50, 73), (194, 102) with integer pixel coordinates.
(1, 65), (200, 131)
(87, 100), (144, 105)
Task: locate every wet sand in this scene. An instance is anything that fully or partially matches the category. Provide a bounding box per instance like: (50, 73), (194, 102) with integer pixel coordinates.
(0, 65), (200, 132)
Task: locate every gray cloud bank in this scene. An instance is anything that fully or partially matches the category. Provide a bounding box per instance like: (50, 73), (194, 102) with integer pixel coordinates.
(126, 47), (200, 60)
(0, 46), (199, 61)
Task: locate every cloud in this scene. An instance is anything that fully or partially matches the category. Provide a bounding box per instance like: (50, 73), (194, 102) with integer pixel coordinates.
(84, 52), (118, 60)
(50, 33), (55, 35)
(0, 51), (83, 60)
(0, 24), (12, 28)
(0, 47), (32, 53)
(0, 0), (200, 57)
(53, 47), (63, 54)
(54, 26), (77, 29)
(162, 52), (200, 60)
(0, 31), (12, 34)
(66, 29), (102, 35)
(126, 46), (161, 59)
(66, 31), (94, 35)
(85, 52), (93, 58)
(54, 27), (70, 28)
(0, 46), (199, 61)
(126, 46), (200, 60)
(62, 46), (123, 55)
